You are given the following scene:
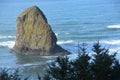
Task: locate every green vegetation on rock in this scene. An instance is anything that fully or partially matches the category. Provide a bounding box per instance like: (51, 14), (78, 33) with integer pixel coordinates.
(13, 6), (70, 55)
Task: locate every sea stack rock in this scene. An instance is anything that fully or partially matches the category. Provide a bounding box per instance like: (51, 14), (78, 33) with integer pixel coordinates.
(13, 6), (70, 56)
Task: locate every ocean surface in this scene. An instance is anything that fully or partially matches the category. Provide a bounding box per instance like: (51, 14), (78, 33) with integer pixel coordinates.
(0, 0), (120, 76)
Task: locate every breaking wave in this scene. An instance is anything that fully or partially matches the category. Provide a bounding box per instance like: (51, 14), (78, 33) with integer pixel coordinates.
(0, 40), (74, 49)
(0, 41), (15, 48)
(55, 33), (58, 36)
(101, 40), (120, 45)
(107, 24), (120, 29)
(0, 39), (119, 54)
(0, 36), (15, 39)
(57, 40), (74, 44)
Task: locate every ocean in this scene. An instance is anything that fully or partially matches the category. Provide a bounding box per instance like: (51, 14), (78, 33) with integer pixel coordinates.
(0, 0), (120, 76)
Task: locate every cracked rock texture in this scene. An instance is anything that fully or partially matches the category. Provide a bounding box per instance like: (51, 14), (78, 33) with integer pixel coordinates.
(13, 6), (70, 56)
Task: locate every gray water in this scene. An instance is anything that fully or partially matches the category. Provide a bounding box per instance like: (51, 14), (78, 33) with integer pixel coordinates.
(0, 0), (120, 76)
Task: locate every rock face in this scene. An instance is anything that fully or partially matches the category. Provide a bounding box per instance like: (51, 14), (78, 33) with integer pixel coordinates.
(13, 6), (70, 56)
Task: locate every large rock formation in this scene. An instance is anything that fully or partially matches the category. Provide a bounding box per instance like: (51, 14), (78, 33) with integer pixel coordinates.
(13, 6), (70, 56)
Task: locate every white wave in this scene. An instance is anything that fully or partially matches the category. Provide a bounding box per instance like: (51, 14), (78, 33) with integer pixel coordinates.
(101, 40), (120, 45)
(68, 54), (78, 60)
(107, 24), (120, 29)
(0, 41), (15, 48)
(21, 63), (38, 67)
(109, 47), (120, 53)
(0, 40), (74, 49)
(55, 33), (58, 36)
(65, 32), (70, 35)
(57, 40), (74, 45)
(0, 36), (15, 39)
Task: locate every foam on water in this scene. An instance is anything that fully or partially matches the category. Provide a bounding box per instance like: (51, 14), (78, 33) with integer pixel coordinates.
(107, 25), (120, 29)
(0, 39), (120, 70)
(65, 32), (70, 35)
(0, 39), (119, 54)
(0, 41), (15, 48)
(0, 40), (74, 48)
(55, 33), (58, 36)
(101, 40), (120, 45)
(109, 47), (120, 53)
(0, 40), (74, 49)
(20, 62), (42, 67)
(57, 40), (74, 45)
(0, 36), (15, 39)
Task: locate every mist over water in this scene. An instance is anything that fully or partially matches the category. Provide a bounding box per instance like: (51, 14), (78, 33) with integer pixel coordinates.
(0, 0), (120, 75)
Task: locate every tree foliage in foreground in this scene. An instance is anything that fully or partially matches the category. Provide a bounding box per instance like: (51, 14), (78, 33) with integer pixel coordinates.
(44, 42), (120, 80)
(0, 42), (120, 80)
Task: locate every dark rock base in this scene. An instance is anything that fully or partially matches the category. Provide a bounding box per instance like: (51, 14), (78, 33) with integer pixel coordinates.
(11, 46), (70, 56)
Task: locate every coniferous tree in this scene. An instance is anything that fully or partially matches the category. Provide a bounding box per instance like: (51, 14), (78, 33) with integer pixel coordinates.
(46, 56), (72, 80)
(44, 42), (120, 80)
(71, 43), (91, 80)
(91, 42), (116, 80)
(0, 42), (120, 80)
(112, 60), (120, 80)
(43, 74), (51, 80)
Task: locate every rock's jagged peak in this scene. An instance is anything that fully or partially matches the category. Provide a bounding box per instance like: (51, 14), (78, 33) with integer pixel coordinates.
(12, 6), (70, 56)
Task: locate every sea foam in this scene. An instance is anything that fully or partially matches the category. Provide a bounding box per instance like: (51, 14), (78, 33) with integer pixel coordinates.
(101, 40), (120, 45)
(0, 41), (15, 48)
(0, 40), (74, 49)
(57, 40), (74, 45)
(0, 36), (15, 39)
(107, 24), (120, 29)
(55, 33), (58, 36)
